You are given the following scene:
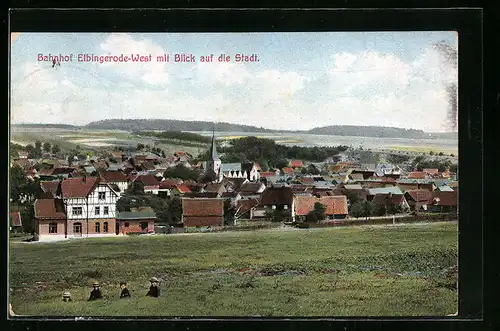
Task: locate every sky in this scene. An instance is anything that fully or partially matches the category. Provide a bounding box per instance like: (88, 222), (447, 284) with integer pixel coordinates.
(10, 32), (458, 132)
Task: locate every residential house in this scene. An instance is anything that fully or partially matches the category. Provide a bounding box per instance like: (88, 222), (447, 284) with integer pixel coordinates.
(366, 186), (404, 200)
(158, 179), (184, 197)
(293, 195), (348, 222)
(289, 160), (304, 169)
(40, 177), (120, 239)
(423, 168), (440, 177)
(116, 207), (156, 235)
(429, 191), (458, 213)
(396, 179), (436, 192)
(17, 151), (28, 159)
(349, 169), (377, 181)
(282, 167), (294, 176)
(255, 186), (294, 219)
(34, 198), (67, 241)
(221, 177), (249, 192)
(240, 182), (266, 194)
(404, 189), (433, 212)
(234, 198), (260, 220)
(371, 193), (410, 213)
(132, 174), (161, 194)
(98, 170), (129, 195)
(171, 184), (192, 197)
(407, 171), (427, 179)
(204, 182), (228, 196)
(110, 151), (125, 161)
(221, 191), (242, 207)
(181, 198), (224, 230)
(9, 212), (23, 232)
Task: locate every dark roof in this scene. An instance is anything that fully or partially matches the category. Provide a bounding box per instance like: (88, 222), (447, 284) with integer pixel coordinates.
(404, 189), (433, 203)
(222, 177), (248, 190)
(204, 182), (226, 193)
(221, 191), (239, 198)
(34, 199), (66, 219)
(116, 207), (157, 220)
(260, 186), (294, 206)
(235, 198), (260, 217)
(9, 212), (22, 227)
(109, 183), (121, 192)
(159, 179), (183, 189)
(432, 191), (458, 206)
(133, 174), (160, 186)
(51, 167), (76, 175)
(371, 194), (406, 206)
(240, 182), (264, 193)
(182, 198), (224, 217)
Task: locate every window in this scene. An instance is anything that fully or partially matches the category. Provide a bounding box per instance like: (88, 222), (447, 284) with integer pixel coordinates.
(103, 206), (109, 215)
(98, 192), (106, 200)
(95, 222), (100, 233)
(140, 222), (148, 231)
(95, 207), (100, 216)
(72, 207), (83, 216)
(49, 222), (58, 234)
(124, 222), (130, 227)
(103, 222), (108, 233)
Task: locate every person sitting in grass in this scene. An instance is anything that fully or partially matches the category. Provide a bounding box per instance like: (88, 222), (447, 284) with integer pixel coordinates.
(62, 291), (72, 302)
(88, 281), (103, 301)
(119, 282), (131, 298)
(146, 277), (160, 297)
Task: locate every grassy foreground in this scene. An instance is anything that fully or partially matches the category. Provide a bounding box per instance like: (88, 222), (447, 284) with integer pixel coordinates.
(9, 222), (458, 317)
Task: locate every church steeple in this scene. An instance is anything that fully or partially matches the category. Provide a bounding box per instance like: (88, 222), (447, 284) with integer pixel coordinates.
(210, 126), (220, 161)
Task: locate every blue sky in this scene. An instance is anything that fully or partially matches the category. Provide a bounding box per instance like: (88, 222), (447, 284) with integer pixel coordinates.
(10, 32), (457, 132)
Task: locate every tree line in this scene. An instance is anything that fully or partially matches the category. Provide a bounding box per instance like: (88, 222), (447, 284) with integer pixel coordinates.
(134, 131), (212, 144)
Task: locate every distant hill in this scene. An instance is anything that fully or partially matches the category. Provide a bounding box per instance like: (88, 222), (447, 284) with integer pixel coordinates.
(12, 123), (80, 129)
(85, 119), (275, 133)
(14, 119), (458, 140)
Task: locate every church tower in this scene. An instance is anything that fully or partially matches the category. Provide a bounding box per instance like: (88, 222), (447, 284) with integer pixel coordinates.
(207, 127), (221, 178)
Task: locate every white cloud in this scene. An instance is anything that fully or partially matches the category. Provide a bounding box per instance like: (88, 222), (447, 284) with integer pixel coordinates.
(99, 33), (169, 85)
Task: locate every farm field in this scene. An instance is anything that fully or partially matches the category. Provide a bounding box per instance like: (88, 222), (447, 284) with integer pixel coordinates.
(9, 222), (458, 317)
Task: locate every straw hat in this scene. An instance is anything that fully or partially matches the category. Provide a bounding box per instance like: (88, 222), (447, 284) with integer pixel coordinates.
(93, 281), (100, 286)
(150, 277), (159, 282)
(63, 291), (71, 298)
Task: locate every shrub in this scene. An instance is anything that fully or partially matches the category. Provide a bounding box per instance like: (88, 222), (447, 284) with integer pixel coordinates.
(295, 222), (310, 229)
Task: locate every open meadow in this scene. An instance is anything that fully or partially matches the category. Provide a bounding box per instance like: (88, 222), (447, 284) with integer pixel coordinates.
(9, 222), (458, 317)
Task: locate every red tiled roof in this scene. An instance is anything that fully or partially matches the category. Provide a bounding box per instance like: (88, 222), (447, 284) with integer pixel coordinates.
(432, 191), (458, 206)
(405, 189), (433, 203)
(34, 199), (66, 219)
(259, 172), (277, 177)
(408, 172), (427, 179)
(99, 170), (128, 183)
(175, 184), (192, 193)
(159, 179), (183, 189)
(9, 212), (22, 227)
(40, 181), (59, 195)
(61, 177), (99, 198)
(290, 160), (304, 168)
(423, 168), (439, 175)
(182, 198), (224, 217)
(294, 195), (348, 216)
(282, 167), (294, 174)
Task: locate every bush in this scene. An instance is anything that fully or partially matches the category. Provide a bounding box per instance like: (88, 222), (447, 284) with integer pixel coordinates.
(295, 222), (310, 229)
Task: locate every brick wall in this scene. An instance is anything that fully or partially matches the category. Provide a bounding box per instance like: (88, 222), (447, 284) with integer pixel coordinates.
(67, 218), (117, 236)
(36, 219), (66, 236)
(118, 219), (155, 235)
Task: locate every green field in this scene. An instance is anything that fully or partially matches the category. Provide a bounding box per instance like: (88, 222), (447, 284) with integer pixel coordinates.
(9, 222), (458, 317)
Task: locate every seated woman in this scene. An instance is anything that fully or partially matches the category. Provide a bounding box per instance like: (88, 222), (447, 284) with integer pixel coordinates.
(146, 277), (160, 297)
(88, 281), (103, 301)
(119, 282), (131, 298)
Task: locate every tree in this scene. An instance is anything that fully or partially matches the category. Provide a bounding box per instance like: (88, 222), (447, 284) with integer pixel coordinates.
(167, 197), (183, 224)
(42, 142), (52, 153)
(374, 204), (387, 217)
(349, 201), (375, 219)
(223, 199), (236, 226)
(438, 152), (444, 156)
(200, 169), (218, 183)
(21, 205), (35, 234)
(306, 202), (326, 222)
(164, 164), (200, 181)
(51, 144), (61, 154)
(433, 40), (458, 130)
(300, 168), (308, 174)
(387, 153), (410, 165)
(10, 165), (26, 203)
(137, 143), (145, 151)
(127, 181), (145, 195)
(345, 191), (360, 206)
(35, 140), (42, 152)
(161, 150), (166, 158)
(429, 150), (435, 156)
